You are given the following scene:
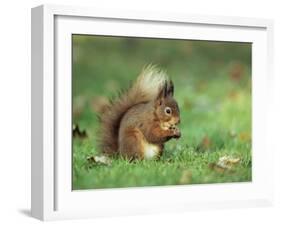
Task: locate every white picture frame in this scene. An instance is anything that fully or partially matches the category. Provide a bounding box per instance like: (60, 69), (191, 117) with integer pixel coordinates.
(31, 4), (274, 221)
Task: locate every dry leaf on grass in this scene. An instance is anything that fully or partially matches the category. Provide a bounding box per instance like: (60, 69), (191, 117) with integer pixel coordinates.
(217, 156), (240, 169)
(209, 155), (240, 173)
(72, 124), (88, 139)
(87, 155), (112, 166)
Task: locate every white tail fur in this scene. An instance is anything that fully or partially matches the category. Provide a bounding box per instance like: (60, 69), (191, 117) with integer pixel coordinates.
(134, 65), (168, 100)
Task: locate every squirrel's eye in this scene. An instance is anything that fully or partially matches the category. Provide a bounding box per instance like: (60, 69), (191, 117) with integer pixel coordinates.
(165, 107), (172, 115)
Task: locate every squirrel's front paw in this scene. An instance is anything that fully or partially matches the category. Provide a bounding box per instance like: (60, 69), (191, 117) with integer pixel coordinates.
(173, 127), (181, 139)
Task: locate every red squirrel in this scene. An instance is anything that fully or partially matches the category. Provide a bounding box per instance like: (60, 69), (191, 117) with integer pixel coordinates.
(98, 65), (181, 160)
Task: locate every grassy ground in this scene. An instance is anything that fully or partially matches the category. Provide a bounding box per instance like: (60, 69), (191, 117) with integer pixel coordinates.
(72, 35), (252, 190)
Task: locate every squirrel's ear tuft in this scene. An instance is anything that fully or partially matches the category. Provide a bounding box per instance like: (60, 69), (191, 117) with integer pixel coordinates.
(155, 81), (167, 105)
(163, 81), (168, 97)
(166, 80), (174, 97)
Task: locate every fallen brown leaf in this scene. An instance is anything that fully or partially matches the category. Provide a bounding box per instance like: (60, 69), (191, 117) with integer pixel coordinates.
(217, 156), (240, 169)
(209, 155), (241, 173)
(73, 124), (88, 139)
(87, 155), (112, 166)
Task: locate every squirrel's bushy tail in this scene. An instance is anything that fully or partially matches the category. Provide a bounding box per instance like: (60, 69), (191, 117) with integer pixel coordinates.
(98, 65), (168, 155)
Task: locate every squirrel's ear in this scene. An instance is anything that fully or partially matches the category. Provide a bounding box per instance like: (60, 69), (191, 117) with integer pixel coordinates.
(155, 82), (167, 105)
(167, 80), (174, 97)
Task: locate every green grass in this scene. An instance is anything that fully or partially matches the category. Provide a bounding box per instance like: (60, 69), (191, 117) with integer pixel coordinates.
(72, 35), (252, 190)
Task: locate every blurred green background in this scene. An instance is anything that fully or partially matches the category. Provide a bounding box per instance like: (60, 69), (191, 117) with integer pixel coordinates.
(72, 35), (252, 189)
